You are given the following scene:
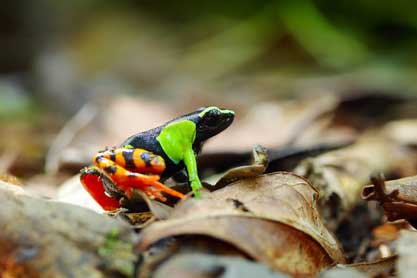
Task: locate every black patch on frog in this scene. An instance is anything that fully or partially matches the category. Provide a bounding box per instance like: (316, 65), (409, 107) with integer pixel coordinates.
(141, 152), (152, 167)
(123, 149), (135, 169)
(95, 156), (103, 163)
(104, 166), (117, 174)
(109, 151), (116, 162)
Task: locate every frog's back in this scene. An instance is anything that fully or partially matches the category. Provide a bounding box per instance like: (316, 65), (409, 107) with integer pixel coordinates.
(120, 126), (165, 157)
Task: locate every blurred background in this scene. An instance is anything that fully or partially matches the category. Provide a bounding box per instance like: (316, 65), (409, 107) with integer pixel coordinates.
(1, 0), (417, 183)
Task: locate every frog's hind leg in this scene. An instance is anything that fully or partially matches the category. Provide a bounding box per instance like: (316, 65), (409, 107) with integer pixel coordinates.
(141, 181), (187, 201)
(119, 173), (185, 201)
(146, 180), (186, 201)
(95, 154), (185, 201)
(142, 186), (167, 201)
(80, 167), (121, 211)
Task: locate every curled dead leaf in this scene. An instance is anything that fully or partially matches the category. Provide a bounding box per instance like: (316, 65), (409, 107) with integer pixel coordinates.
(137, 172), (345, 277)
(209, 144), (268, 190)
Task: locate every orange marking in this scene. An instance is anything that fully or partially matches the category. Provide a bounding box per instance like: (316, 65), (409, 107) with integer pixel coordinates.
(132, 149), (165, 174)
(115, 150), (126, 167)
(132, 149), (146, 169)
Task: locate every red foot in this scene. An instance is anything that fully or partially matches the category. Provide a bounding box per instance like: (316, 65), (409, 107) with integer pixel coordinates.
(80, 168), (120, 211)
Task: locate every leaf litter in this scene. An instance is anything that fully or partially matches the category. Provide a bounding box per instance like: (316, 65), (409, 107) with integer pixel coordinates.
(3, 92), (417, 277)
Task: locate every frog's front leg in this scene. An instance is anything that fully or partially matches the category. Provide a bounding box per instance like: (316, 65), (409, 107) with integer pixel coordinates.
(93, 148), (185, 201)
(183, 148), (203, 198)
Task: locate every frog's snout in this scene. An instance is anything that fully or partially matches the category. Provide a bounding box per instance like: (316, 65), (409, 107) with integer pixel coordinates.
(223, 111), (235, 126)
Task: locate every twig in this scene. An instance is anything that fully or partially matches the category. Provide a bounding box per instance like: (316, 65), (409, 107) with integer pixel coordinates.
(369, 172), (399, 203)
(45, 103), (97, 174)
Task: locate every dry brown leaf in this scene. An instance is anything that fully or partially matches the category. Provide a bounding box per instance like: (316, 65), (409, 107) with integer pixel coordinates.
(295, 135), (412, 228)
(137, 172), (345, 277)
(209, 144), (268, 190)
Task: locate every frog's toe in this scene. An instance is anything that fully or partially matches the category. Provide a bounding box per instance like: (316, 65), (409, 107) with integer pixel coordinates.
(143, 187), (167, 202)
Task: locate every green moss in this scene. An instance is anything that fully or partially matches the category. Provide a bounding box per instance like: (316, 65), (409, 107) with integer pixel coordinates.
(98, 228), (135, 277)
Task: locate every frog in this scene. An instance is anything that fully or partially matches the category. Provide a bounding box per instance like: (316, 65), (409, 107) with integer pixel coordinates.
(80, 106), (235, 211)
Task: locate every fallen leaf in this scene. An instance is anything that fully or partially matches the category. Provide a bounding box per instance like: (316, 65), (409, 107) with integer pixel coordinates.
(208, 144), (268, 190)
(137, 172), (345, 277)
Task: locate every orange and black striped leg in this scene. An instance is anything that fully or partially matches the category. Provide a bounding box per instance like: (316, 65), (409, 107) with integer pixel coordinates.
(80, 167), (121, 211)
(94, 151), (185, 201)
(104, 166), (185, 201)
(142, 179), (186, 201)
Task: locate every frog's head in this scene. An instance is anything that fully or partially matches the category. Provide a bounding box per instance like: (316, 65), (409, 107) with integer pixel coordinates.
(195, 106), (235, 142)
